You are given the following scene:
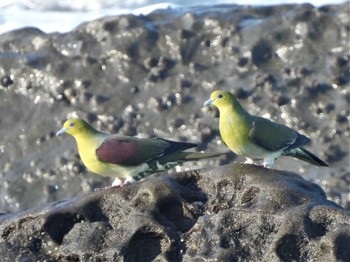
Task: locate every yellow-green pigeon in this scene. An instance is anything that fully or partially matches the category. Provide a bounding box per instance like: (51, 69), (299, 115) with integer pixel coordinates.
(56, 118), (224, 188)
(204, 90), (328, 168)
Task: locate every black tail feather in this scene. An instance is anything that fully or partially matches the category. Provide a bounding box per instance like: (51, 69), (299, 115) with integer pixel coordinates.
(284, 147), (329, 167)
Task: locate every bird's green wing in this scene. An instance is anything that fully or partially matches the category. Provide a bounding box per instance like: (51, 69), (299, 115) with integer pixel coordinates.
(96, 135), (197, 166)
(248, 117), (310, 152)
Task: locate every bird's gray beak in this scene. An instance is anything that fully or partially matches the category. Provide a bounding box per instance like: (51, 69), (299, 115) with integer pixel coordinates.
(204, 98), (214, 106)
(56, 127), (67, 136)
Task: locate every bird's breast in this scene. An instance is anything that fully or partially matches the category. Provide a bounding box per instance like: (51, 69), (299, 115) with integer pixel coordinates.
(219, 114), (270, 158)
(76, 140), (103, 172)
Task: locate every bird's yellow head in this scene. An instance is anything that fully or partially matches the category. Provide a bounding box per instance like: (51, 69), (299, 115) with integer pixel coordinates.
(56, 118), (89, 137)
(204, 90), (234, 108)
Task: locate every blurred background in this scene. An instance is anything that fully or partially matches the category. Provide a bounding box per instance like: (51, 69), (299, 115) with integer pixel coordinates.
(0, 0), (349, 213)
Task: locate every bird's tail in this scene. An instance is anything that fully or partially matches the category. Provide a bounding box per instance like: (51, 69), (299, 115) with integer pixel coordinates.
(149, 151), (225, 171)
(186, 151), (227, 160)
(161, 151), (226, 163)
(284, 147), (329, 167)
(136, 151), (226, 181)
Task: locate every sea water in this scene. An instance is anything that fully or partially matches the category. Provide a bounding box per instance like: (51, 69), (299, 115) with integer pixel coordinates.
(0, 0), (347, 34)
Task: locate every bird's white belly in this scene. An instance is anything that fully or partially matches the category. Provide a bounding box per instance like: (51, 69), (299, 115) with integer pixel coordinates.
(104, 162), (149, 179)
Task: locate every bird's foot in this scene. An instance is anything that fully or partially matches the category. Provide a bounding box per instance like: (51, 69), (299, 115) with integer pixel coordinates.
(95, 177), (135, 191)
(94, 177), (123, 191)
(111, 177), (124, 187)
(244, 158), (274, 168)
(94, 177), (136, 191)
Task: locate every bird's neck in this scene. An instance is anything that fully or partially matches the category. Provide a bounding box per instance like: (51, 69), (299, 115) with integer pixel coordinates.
(73, 127), (105, 149)
(221, 97), (249, 119)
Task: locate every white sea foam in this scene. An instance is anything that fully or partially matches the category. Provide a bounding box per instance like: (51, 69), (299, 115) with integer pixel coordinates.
(0, 0), (347, 34)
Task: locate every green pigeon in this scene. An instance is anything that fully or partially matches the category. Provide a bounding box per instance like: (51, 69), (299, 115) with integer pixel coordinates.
(57, 118), (224, 188)
(204, 90), (329, 168)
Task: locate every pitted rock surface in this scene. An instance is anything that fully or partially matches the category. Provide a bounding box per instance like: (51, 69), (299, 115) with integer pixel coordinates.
(0, 163), (349, 261)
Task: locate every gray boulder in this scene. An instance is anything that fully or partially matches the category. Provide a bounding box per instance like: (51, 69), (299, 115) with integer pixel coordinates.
(0, 163), (349, 261)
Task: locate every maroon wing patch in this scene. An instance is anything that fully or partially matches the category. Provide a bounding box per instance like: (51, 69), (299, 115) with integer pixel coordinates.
(96, 139), (143, 166)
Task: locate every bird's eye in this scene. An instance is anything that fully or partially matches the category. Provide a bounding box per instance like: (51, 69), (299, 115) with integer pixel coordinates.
(69, 123), (75, 127)
(217, 94), (223, 99)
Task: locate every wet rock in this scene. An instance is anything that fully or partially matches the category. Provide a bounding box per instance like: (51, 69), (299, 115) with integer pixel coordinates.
(273, 95), (291, 106)
(251, 39), (273, 66)
(0, 75), (13, 87)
